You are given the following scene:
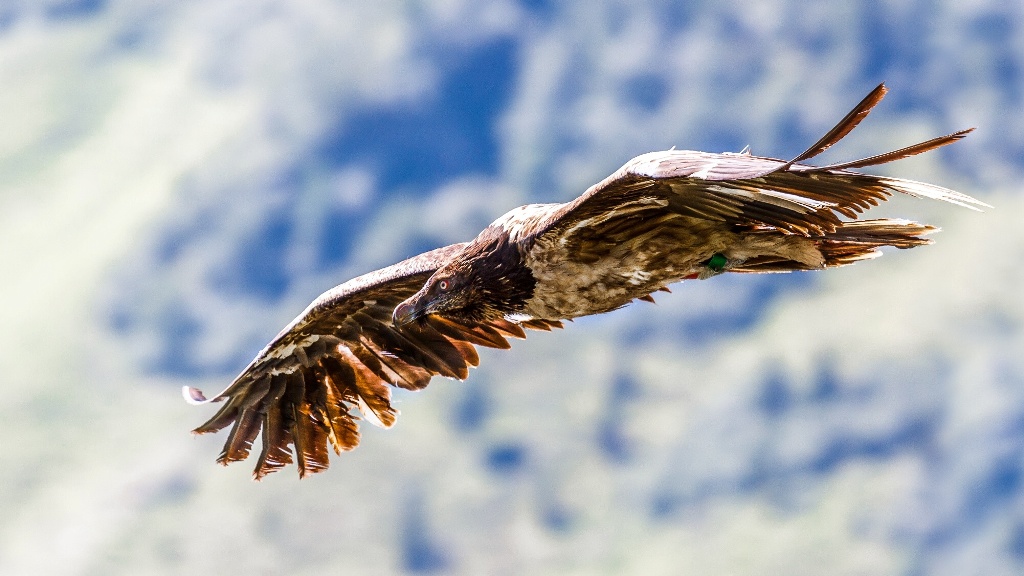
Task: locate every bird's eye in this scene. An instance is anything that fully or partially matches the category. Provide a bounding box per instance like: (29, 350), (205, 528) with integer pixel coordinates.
(438, 279), (450, 291)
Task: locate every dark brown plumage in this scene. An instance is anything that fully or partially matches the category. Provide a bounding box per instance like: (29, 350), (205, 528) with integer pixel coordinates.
(187, 84), (986, 479)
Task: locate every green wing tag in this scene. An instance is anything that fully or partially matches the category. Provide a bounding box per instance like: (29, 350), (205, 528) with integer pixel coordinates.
(707, 253), (728, 272)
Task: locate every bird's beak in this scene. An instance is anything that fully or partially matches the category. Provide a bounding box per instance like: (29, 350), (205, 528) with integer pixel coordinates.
(392, 296), (427, 327)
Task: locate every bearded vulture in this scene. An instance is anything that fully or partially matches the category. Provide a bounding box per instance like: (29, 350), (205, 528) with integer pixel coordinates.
(186, 84), (986, 479)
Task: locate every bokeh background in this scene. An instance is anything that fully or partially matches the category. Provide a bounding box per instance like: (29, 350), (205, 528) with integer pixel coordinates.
(1, 1), (1021, 574)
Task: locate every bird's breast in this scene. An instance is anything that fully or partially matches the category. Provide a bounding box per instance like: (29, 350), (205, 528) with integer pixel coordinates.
(520, 219), (733, 320)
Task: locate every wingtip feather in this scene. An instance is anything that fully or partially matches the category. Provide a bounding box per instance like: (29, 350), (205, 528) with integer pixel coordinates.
(183, 386), (210, 405)
(783, 83), (889, 167)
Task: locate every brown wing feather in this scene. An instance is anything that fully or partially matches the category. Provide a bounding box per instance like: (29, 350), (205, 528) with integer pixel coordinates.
(188, 242), (558, 479)
(253, 375), (293, 478)
(810, 128), (975, 171)
(781, 83), (888, 167)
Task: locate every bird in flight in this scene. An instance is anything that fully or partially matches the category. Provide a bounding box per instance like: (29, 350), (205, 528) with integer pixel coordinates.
(186, 84), (986, 479)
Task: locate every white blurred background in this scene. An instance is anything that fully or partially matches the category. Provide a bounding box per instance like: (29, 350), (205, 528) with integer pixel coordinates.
(0, 1), (1021, 574)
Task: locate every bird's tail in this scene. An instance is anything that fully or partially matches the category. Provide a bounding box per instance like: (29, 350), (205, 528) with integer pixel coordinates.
(731, 218), (937, 272)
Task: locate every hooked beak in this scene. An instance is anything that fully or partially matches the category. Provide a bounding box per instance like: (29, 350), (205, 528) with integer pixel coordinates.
(392, 296), (427, 327)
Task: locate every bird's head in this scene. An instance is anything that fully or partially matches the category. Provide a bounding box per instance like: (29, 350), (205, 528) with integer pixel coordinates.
(392, 227), (536, 327)
(392, 263), (478, 326)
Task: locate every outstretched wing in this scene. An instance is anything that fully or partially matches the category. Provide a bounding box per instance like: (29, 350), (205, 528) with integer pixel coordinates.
(186, 243), (561, 479)
(540, 83), (986, 243)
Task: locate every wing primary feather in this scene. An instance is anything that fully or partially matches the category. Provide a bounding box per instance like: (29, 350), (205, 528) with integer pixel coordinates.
(283, 371), (310, 476)
(319, 355), (369, 445)
(192, 374), (273, 434)
(282, 370), (331, 478)
(253, 403), (291, 479)
(217, 406), (261, 464)
(299, 368), (332, 476)
(253, 374), (293, 479)
(321, 370), (361, 453)
(781, 83), (888, 168)
(291, 401), (311, 477)
(811, 128), (975, 172)
(192, 401), (240, 435)
(334, 346), (397, 428)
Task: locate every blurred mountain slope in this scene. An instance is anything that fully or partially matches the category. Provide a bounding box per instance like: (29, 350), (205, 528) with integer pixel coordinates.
(0, 1), (1019, 575)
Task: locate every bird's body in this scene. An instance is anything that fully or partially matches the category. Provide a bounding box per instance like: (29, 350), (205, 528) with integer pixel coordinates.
(187, 84), (987, 479)
(519, 209), (816, 319)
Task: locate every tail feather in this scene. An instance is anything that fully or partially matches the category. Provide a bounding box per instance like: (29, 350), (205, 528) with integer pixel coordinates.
(732, 218), (937, 273)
